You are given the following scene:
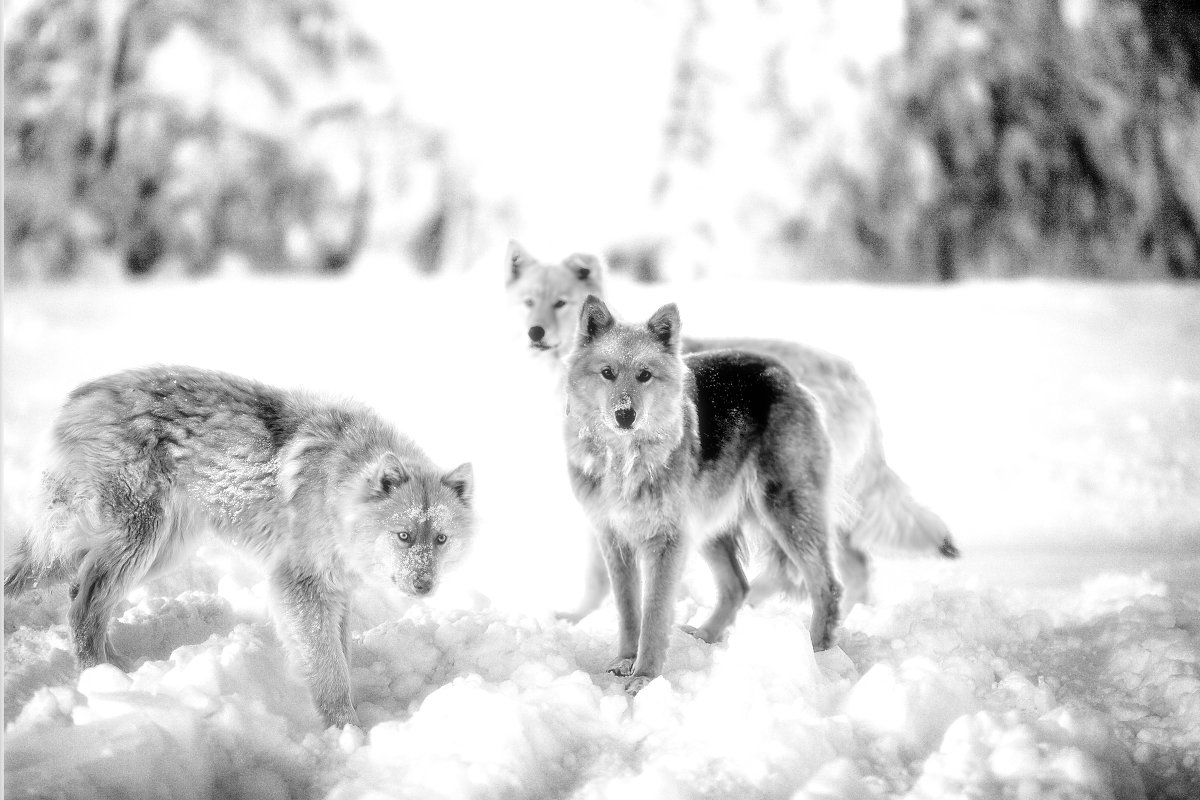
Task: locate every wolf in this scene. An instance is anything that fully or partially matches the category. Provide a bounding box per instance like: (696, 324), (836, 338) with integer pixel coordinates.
(3, 365), (475, 728)
(506, 240), (957, 622)
(565, 296), (842, 692)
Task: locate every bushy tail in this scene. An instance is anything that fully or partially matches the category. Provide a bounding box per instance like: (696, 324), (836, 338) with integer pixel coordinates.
(5, 536), (42, 597)
(848, 437), (959, 558)
(5, 467), (79, 597)
(5, 529), (77, 597)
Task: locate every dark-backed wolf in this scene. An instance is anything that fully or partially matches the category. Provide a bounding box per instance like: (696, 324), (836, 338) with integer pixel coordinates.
(506, 240), (957, 621)
(4, 366), (475, 728)
(564, 296), (841, 693)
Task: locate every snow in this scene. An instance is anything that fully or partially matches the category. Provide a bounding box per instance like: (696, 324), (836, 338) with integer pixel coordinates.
(4, 273), (1200, 799)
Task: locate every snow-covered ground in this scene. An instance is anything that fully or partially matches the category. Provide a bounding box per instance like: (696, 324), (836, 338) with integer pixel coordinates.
(3, 271), (1199, 799)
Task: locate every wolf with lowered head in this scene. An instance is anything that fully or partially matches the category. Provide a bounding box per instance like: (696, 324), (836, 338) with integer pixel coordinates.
(4, 365), (475, 728)
(563, 296), (841, 693)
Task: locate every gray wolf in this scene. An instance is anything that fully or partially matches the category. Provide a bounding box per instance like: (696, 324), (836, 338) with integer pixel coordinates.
(4, 366), (475, 728)
(505, 240), (957, 621)
(564, 296), (841, 693)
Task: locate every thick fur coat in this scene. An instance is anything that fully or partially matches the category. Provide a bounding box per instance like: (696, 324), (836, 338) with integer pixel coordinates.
(564, 297), (841, 693)
(506, 240), (957, 620)
(4, 366), (475, 728)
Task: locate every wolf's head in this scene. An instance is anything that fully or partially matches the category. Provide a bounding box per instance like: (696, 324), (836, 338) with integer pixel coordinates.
(505, 240), (604, 359)
(565, 295), (686, 437)
(345, 455), (475, 597)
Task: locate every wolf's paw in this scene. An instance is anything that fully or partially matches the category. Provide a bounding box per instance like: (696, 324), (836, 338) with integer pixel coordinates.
(679, 624), (721, 644)
(554, 610), (586, 624)
(624, 675), (653, 696)
(606, 656), (635, 677)
(323, 708), (362, 731)
(811, 630), (839, 653)
(335, 721), (365, 753)
(939, 538), (961, 559)
(109, 654), (135, 672)
(102, 644), (134, 673)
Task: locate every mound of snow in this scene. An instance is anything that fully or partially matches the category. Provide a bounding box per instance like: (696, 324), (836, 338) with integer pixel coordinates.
(5, 277), (1200, 798)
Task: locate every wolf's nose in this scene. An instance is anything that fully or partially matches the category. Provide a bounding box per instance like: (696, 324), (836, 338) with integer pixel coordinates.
(412, 577), (432, 595)
(528, 326), (545, 342)
(615, 407), (636, 429)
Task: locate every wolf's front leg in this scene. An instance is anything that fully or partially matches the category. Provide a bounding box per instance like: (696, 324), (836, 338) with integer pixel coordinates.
(271, 564), (359, 728)
(629, 530), (686, 694)
(599, 530), (640, 678)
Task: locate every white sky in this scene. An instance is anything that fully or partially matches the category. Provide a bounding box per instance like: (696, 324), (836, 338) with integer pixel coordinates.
(343, 0), (682, 251)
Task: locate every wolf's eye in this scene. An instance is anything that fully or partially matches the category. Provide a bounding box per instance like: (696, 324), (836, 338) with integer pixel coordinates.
(600, 367), (616, 381)
(435, 533), (447, 545)
(553, 299), (567, 309)
(523, 298), (534, 308)
(397, 531), (410, 542)
(637, 369), (652, 383)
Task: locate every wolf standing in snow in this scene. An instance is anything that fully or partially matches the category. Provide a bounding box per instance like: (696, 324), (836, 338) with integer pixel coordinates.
(3, 366), (475, 728)
(565, 296), (841, 692)
(506, 240), (957, 622)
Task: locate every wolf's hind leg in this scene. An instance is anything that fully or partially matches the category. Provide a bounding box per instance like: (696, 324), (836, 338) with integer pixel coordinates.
(69, 530), (160, 671)
(557, 536), (611, 623)
(339, 604), (353, 666)
(682, 528), (748, 643)
(836, 531), (872, 611)
(746, 553), (791, 606)
(759, 493), (842, 652)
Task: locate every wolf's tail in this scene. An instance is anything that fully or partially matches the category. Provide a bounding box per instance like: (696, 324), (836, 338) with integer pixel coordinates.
(847, 427), (959, 558)
(5, 524), (77, 597)
(5, 536), (42, 596)
(5, 464), (79, 597)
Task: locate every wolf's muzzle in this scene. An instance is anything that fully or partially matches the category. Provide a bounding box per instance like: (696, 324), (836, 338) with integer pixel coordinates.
(615, 407), (636, 429)
(528, 326), (552, 350)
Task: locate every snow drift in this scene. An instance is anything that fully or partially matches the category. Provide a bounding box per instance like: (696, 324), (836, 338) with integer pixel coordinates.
(4, 274), (1199, 799)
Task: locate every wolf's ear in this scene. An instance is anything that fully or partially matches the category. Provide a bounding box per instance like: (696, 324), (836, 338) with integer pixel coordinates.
(506, 239), (535, 284)
(442, 462), (473, 505)
(646, 303), (681, 352)
(577, 295), (615, 346)
(371, 452), (410, 496)
(564, 253), (603, 284)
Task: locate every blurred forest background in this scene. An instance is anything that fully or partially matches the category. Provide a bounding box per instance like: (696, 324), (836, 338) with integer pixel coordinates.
(5, 0), (1200, 284)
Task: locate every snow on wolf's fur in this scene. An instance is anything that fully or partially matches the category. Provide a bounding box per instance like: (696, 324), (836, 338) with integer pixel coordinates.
(4, 275), (1200, 800)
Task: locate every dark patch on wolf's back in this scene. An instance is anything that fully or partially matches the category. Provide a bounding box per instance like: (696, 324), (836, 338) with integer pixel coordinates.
(685, 350), (787, 466)
(252, 391), (300, 450)
(683, 336), (858, 383)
